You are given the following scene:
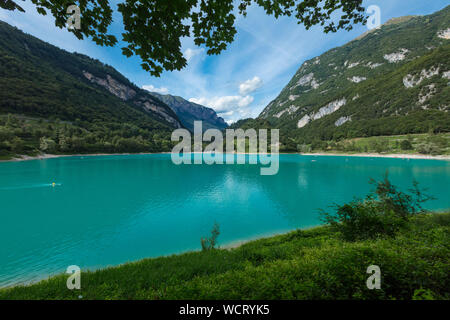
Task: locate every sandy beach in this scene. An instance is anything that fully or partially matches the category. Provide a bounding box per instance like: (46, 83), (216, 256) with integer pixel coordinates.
(301, 152), (450, 160)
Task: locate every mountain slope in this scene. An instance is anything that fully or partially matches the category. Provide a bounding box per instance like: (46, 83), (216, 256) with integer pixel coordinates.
(0, 21), (183, 156)
(149, 93), (228, 131)
(257, 6), (450, 145)
(0, 20), (182, 129)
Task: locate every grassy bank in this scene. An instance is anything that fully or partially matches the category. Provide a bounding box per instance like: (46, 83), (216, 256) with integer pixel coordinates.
(303, 133), (450, 156)
(1, 212), (448, 300)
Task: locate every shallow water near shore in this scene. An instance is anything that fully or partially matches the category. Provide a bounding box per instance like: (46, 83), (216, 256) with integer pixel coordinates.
(0, 154), (449, 287)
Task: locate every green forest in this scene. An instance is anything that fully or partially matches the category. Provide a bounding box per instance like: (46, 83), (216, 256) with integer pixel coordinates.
(0, 114), (174, 160)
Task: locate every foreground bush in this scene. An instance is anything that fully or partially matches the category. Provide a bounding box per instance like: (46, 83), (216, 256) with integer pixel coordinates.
(320, 174), (434, 241)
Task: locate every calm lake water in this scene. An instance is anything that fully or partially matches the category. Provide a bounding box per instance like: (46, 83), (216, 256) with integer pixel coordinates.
(0, 154), (449, 287)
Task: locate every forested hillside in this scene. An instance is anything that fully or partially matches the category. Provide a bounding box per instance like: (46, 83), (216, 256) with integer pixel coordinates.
(242, 6), (450, 151)
(0, 21), (182, 158)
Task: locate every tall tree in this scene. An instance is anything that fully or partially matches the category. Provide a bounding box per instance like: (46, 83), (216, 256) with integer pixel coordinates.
(1, 0), (366, 76)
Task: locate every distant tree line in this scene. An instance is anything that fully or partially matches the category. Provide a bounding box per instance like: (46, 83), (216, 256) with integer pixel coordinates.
(0, 114), (174, 158)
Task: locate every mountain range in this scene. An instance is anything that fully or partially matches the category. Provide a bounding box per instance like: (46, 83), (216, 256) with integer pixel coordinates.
(149, 93), (228, 131)
(0, 5), (449, 157)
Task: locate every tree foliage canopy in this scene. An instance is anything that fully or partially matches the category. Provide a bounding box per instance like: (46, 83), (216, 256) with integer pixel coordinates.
(1, 0), (366, 76)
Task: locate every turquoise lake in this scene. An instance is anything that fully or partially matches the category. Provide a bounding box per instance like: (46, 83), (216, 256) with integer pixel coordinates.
(0, 154), (449, 287)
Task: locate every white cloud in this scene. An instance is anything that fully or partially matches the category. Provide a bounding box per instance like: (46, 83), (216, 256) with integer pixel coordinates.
(184, 48), (204, 62)
(188, 76), (262, 122)
(142, 85), (169, 95)
(189, 95), (254, 113)
(219, 110), (235, 118)
(239, 76), (263, 95)
(225, 118), (236, 125)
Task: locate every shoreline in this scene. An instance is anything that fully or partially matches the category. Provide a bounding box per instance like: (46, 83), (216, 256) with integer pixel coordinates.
(0, 224), (322, 289)
(0, 152), (168, 163)
(222, 225), (319, 249)
(1, 151), (449, 163)
(0, 228), (297, 289)
(2, 212), (449, 291)
(301, 152), (450, 160)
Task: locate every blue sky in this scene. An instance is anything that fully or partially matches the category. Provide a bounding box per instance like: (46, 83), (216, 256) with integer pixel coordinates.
(1, 0), (449, 123)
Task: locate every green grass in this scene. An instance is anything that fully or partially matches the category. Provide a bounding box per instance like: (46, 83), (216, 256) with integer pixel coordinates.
(312, 133), (450, 155)
(1, 213), (449, 300)
(351, 133), (450, 155)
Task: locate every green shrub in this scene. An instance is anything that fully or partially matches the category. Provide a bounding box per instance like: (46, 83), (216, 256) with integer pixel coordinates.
(321, 202), (406, 241)
(297, 144), (312, 153)
(39, 137), (57, 153)
(400, 139), (413, 150)
(412, 288), (436, 300)
(311, 140), (328, 151)
(320, 173), (434, 241)
(417, 143), (441, 155)
(201, 223), (220, 251)
(368, 140), (386, 153)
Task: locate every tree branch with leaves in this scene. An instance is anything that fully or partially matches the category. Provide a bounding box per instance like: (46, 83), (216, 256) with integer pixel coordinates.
(1, 0), (366, 76)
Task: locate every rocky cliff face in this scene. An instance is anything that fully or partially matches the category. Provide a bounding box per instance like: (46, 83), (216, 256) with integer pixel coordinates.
(82, 72), (182, 128)
(83, 72), (137, 100)
(150, 93), (227, 131)
(133, 95), (182, 128)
